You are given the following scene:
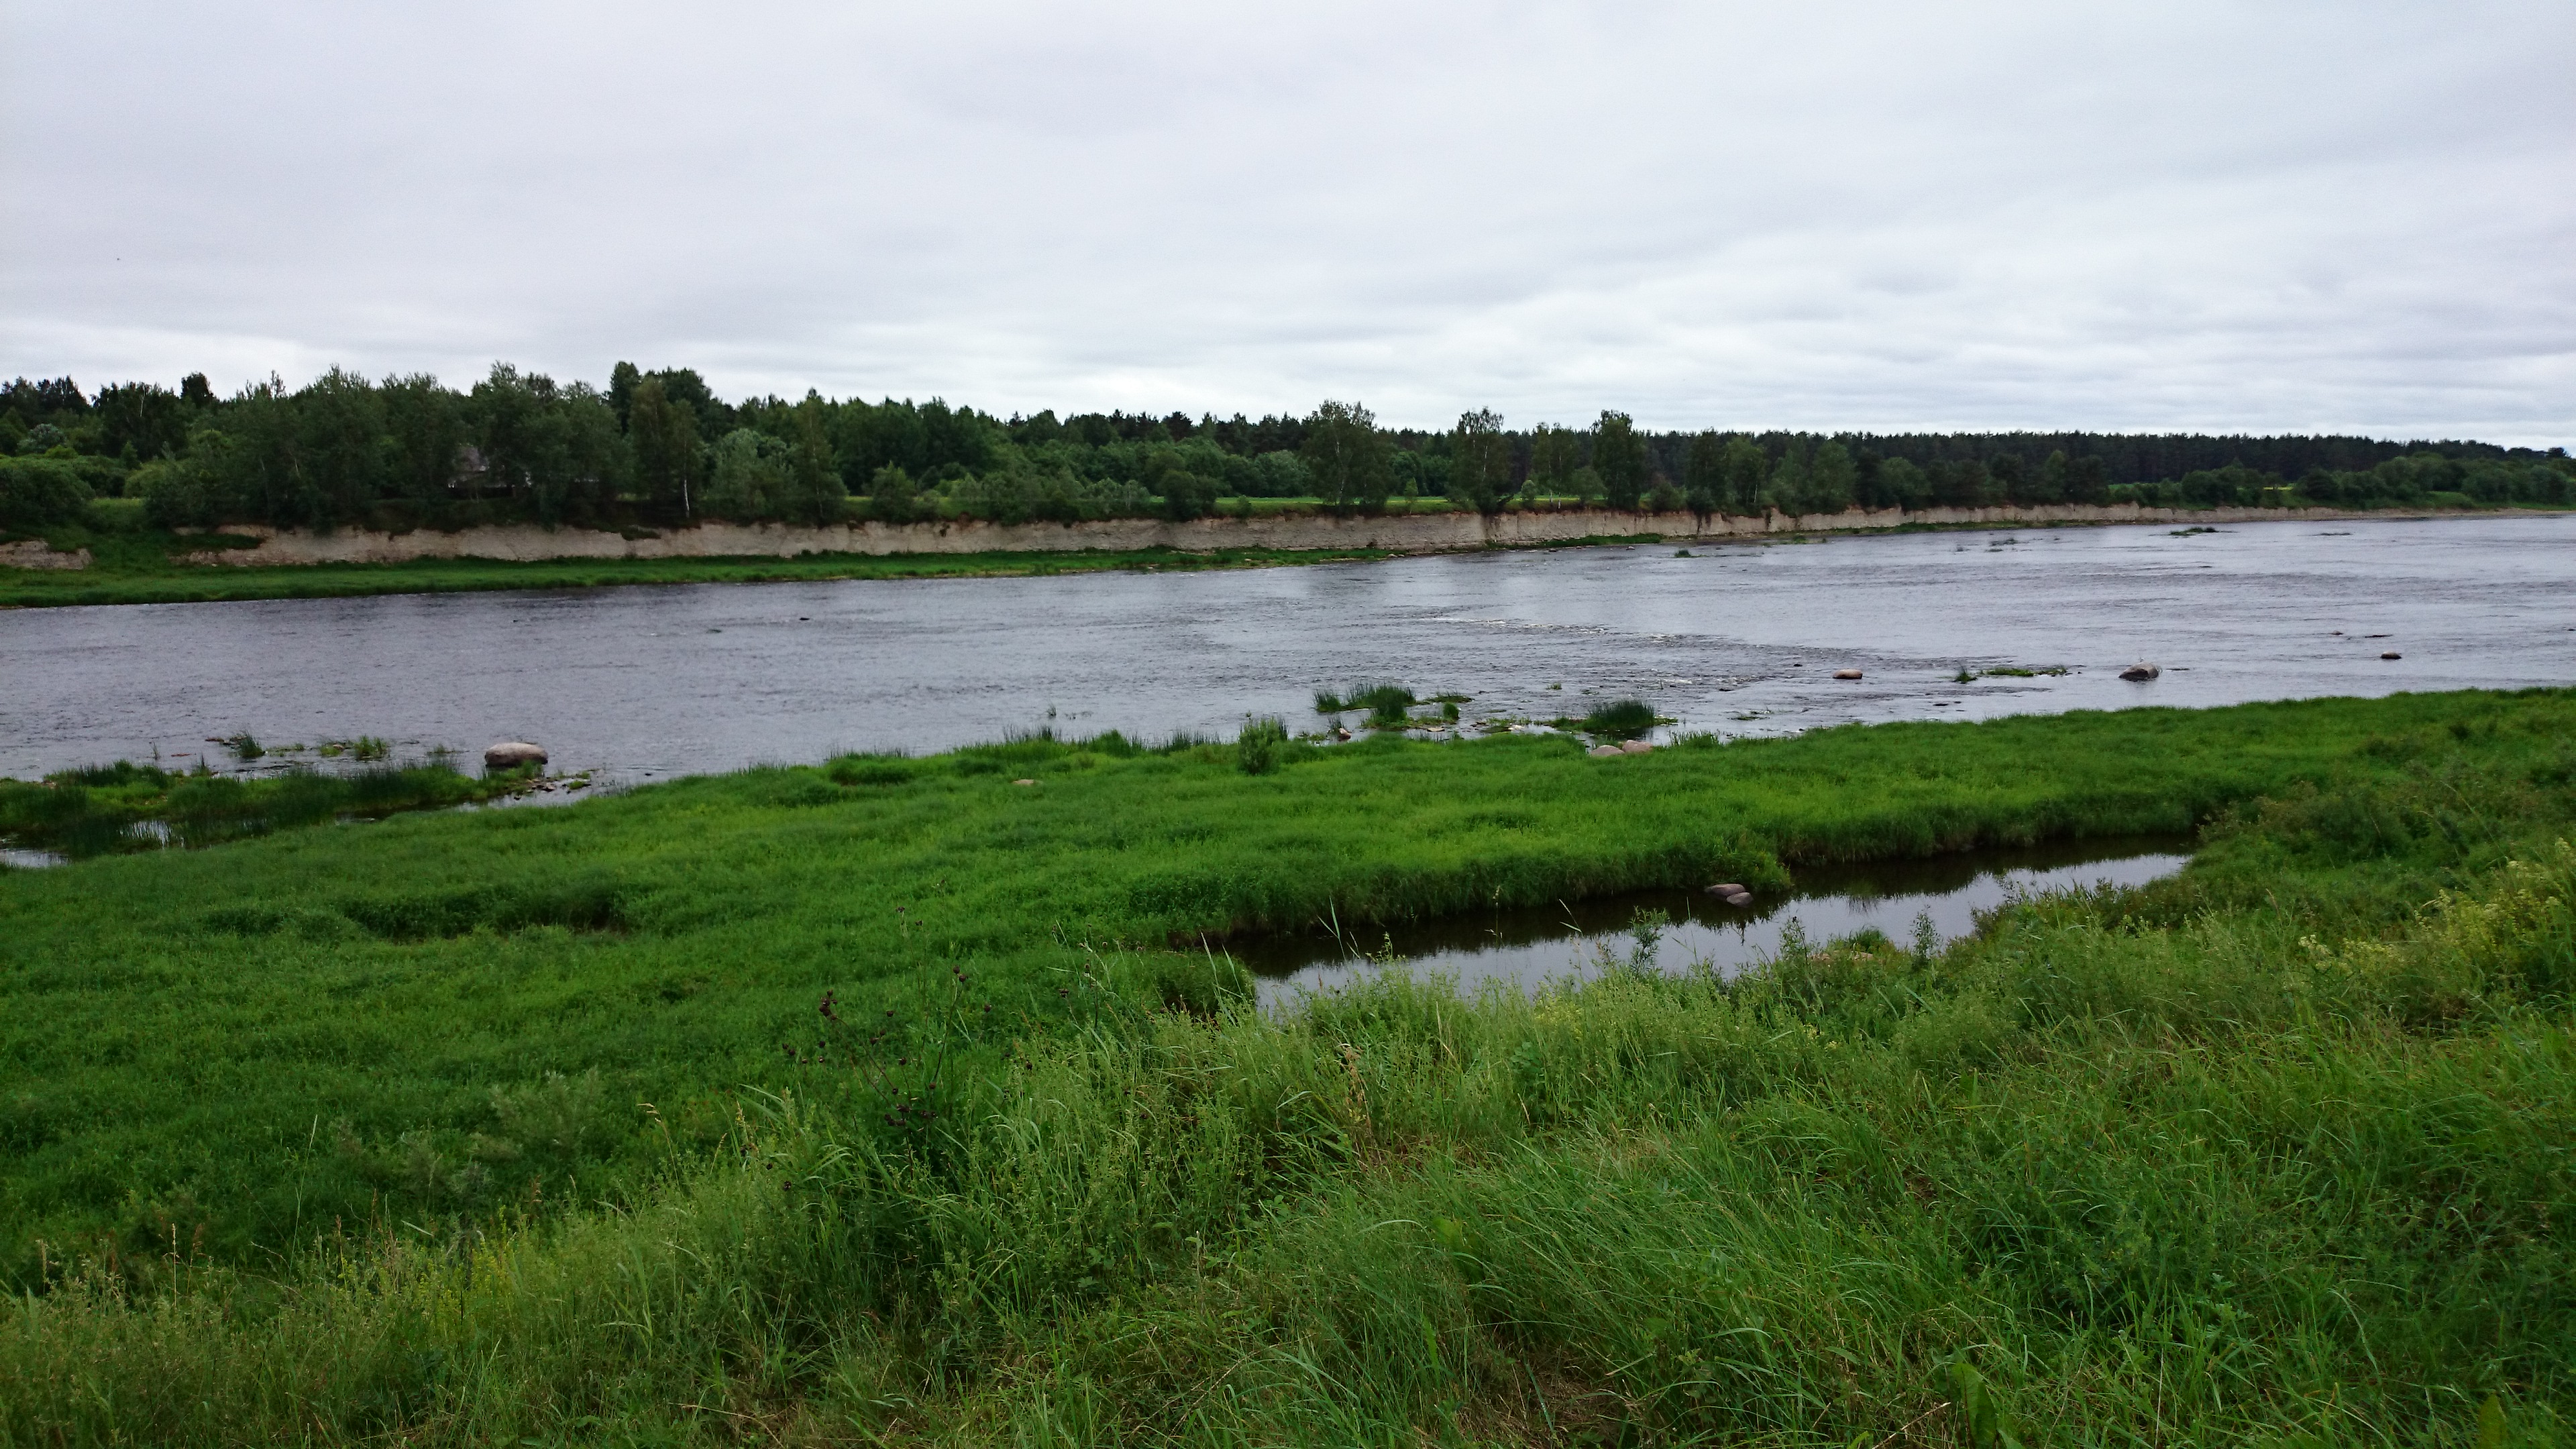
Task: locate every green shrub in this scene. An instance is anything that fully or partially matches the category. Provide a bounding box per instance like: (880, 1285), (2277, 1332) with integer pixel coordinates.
(0, 457), (94, 533)
(1236, 716), (1289, 775)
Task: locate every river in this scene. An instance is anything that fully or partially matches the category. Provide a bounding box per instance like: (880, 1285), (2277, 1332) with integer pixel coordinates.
(4, 515), (2571, 784)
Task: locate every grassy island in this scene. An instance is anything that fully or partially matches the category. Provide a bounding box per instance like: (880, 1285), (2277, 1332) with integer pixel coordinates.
(3, 691), (2572, 1444)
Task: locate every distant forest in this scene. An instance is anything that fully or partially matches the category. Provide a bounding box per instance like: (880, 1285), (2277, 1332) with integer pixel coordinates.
(2, 365), (2569, 535)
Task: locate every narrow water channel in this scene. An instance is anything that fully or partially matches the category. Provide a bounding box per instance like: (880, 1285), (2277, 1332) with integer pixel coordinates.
(1245, 837), (2189, 1006)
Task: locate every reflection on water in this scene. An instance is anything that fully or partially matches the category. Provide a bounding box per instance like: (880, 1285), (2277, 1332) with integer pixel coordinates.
(1249, 837), (2189, 1006)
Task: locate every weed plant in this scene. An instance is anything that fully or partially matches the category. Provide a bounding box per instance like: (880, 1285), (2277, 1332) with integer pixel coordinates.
(1236, 716), (1289, 775)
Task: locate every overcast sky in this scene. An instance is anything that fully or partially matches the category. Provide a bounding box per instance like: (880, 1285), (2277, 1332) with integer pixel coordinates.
(5, 1), (2570, 441)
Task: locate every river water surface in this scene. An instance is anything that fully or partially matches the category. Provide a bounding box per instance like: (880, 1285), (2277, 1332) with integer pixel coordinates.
(5, 516), (2572, 784)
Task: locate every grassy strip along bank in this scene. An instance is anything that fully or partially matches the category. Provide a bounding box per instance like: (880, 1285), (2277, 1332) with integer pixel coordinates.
(0, 535), (1399, 608)
(1, 690), (2571, 1443)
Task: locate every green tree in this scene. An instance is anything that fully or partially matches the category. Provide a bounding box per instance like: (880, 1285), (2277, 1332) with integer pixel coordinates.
(527, 384), (627, 525)
(1878, 455), (1930, 509)
(1766, 438), (1811, 515)
(467, 363), (550, 502)
(292, 367), (390, 525)
(1990, 453), (2035, 505)
(1808, 441), (1857, 515)
(187, 378), (301, 526)
(0, 456), (95, 531)
(869, 464), (920, 523)
(787, 393), (845, 525)
(1301, 400), (1391, 516)
(1146, 447), (1217, 521)
(1933, 458), (1990, 508)
(92, 382), (186, 462)
(1446, 409), (1514, 515)
(2038, 450), (2074, 506)
(1721, 436), (1769, 515)
(1568, 465), (1603, 508)
(1683, 431), (1727, 518)
(2068, 454), (2110, 504)
(1527, 424), (1582, 504)
(1592, 411), (1646, 510)
(1247, 450), (1308, 497)
(705, 428), (790, 520)
(607, 362), (642, 429)
(628, 377), (703, 520)
(379, 373), (464, 507)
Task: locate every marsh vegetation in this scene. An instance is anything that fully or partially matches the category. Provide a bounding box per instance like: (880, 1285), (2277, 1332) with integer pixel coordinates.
(0, 755), (545, 859)
(1, 690), (2571, 1442)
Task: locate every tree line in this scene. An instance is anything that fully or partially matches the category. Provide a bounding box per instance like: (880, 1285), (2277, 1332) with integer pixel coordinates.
(2, 366), (2568, 535)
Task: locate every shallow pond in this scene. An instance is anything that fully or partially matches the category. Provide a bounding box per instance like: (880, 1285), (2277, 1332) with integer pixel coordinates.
(4, 515), (2573, 785)
(1246, 837), (2191, 1006)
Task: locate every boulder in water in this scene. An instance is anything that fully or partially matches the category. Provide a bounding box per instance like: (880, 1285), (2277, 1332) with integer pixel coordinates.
(2381, 651), (2402, 660)
(1725, 891), (1754, 907)
(2119, 663), (2161, 682)
(484, 741), (547, 770)
(1706, 882), (1748, 896)
(1832, 669), (1863, 680)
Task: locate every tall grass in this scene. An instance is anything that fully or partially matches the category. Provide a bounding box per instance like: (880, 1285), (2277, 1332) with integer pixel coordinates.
(0, 760), (508, 858)
(1313, 683), (1419, 727)
(3, 757), (2569, 1444)
(1580, 696), (1658, 738)
(5, 692), (2573, 1279)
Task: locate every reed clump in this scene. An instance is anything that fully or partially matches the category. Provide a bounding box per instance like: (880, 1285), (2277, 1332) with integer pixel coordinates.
(1580, 696), (1658, 737)
(1313, 682), (1426, 728)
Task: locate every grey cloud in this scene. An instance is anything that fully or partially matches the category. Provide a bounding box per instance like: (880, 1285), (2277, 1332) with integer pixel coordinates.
(3, 0), (2568, 442)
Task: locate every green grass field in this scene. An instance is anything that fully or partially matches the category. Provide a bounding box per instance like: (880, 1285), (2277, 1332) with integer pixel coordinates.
(3, 690), (2572, 1444)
